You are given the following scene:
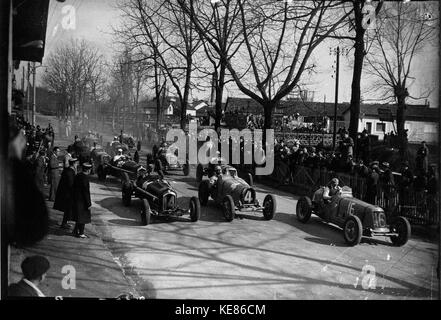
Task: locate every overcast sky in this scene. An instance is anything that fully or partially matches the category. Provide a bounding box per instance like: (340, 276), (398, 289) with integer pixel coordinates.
(36, 0), (439, 108)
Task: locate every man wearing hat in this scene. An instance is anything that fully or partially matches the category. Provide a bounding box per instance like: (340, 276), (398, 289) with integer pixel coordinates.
(399, 161), (414, 205)
(338, 129), (354, 161)
(54, 157), (78, 229)
(380, 162), (395, 212)
(72, 163), (93, 238)
(365, 162), (380, 204)
(8, 255), (50, 297)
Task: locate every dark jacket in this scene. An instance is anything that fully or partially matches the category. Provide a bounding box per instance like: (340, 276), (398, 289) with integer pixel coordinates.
(7, 159), (49, 246)
(72, 172), (92, 224)
(53, 167), (76, 218)
(8, 280), (40, 297)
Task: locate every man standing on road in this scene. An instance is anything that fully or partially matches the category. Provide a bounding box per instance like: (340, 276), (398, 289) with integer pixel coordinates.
(48, 147), (62, 201)
(54, 158), (78, 229)
(72, 163), (92, 238)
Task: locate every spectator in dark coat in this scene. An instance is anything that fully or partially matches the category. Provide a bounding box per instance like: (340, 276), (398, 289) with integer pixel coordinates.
(380, 162), (396, 212)
(34, 150), (46, 195)
(8, 256), (50, 297)
(365, 163), (380, 204)
(137, 140), (141, 152)
(48, 147), (61, 201)
(399, 161), (413, 205)
(72, 163), (92, 238)
(54, 158), (78, 229)
(416, 141), (429, 173)
(357, 130), (370, 164)
(134, 150), (140, 164)
(338, 130), (354, 161)
(7, 120), (49, 246)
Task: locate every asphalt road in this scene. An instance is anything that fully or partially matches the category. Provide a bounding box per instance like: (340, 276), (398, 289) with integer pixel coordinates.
(90, 169), (438, 300)
(35, 113), (438, 300)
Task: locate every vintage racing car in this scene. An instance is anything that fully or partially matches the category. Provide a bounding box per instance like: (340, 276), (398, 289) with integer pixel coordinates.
(296, 186), (411, 246)
(147, 141), (190, 176)
(122, 173), (200, 225)
(91, 147), (141, 182)
(198, 165), (276, 221)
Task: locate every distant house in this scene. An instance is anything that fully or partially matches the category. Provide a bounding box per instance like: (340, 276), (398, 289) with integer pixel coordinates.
(342, 104), (439, 144)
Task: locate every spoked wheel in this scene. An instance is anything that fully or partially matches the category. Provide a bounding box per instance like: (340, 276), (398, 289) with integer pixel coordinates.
(390, 216), (411, 246)
(189, 196), (201, 222)
(198, 180), (210, 206)
(343, 216), (363, 246)
(262, 194), (276, 220)
(196, 164), (204, 182)
(296, 196), (312, 223)
(122, 181), (132, 207)
(140, 199), (151, 226)
(222, 195), (235, 222)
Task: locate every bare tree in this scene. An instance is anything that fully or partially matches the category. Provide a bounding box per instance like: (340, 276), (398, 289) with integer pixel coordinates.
(114, 0), (203, 130)
(42, 39), (103, 119)
(185, 0), (351, 131)
(365, 1), (438, 158)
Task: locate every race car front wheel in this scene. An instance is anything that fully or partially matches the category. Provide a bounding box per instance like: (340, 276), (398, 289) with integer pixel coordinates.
(141, 199), (151, 226)
(263, 194), (276, 220)
(198, 181), (210, 206)
(122, 181), (132, 207)
(223, 195), (235, 222)
(189, 196), (201, 222)
(390, 216), (411, 246)
(343, 216), (363, 246)
(296, 196), (312, 223)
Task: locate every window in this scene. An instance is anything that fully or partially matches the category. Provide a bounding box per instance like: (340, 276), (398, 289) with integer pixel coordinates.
(376, 123), (385, 132)
(366, 122), (372, 134)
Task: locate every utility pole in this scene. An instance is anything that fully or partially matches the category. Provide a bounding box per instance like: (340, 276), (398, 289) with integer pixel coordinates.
(330, 46), (340, 150)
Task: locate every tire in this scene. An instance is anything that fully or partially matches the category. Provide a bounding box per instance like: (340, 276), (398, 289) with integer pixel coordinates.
(122, 181), (132, 207)
(296, 196), (312, 223)
(198, 180), (210, 206)
(183, 164), (190, 176)
(189, 196), (201, 222)
(390, 216), (411, 246)
(246, 173), (254, 186)
(223, 195), (235, 222)
(343, 215), (363, 246)
(97, 165), (106, 181)
(196, 164), (204, 182)
(262, 194), (276, 220)
(140, 198), (151, 226)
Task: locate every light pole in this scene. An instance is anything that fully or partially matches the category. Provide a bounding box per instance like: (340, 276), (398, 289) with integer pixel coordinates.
(330, 46), (340, 150)
(29, 62), (47, 126)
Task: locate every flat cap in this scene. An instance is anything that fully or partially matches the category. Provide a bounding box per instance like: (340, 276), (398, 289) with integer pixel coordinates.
(21, 256), (50, 280)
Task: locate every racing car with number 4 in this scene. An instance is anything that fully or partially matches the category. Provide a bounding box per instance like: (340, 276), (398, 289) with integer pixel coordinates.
(296, 186), (411, 246)
(198, 165), (276, 222)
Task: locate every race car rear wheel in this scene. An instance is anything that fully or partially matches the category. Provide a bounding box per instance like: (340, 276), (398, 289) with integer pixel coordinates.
(296, 196), (312, 223)
(183, 164), (190, 176)
(140, 199), (151, 226)
(263, 194), (276, 220)
(196, 164), (204, 182)
(343, 216), (363, 246)
(198, 180), (210, 206)
(390, 216), (411, 246)
(223, 195), (235, 222)
(97, 165), (106, 181)
(189, 196), (201, 222)
(122, 181), (132, 207)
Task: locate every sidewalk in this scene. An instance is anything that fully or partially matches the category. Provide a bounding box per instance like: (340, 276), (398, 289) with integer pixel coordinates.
(8, 203), (137, 298)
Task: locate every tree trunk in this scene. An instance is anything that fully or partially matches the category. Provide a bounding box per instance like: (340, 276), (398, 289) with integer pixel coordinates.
(396, 93), (408, 159)
(214, 62), (226, 131)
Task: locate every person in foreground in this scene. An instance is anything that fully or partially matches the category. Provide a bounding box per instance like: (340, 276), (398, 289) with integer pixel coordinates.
(8, 255), (50, 298)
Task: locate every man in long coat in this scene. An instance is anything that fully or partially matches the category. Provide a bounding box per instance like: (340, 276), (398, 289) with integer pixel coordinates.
(54, 158), (78, 229)
(34, 150), (46, 196)
(72, 163), (92, 238)
(48, 147), (61, 201)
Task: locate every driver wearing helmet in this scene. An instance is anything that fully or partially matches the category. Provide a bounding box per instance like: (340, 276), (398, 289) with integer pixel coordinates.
(322, 178), (342, 220)
(209, 165), (222, 186)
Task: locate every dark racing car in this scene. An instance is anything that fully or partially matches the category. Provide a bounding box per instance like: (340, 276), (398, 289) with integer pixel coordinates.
(121, 170), (200, 225)
(296, 185), (411, 246)
(198, 165), (276, 222)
